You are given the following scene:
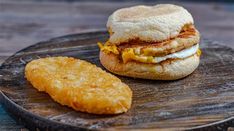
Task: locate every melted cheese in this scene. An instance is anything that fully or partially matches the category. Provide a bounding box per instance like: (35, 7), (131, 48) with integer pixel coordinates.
(98, 42), (119, 54)
(98, 42), (200, 64)
(122, 48), (154, 63)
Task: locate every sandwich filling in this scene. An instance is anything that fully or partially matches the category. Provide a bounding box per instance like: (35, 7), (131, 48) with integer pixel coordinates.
(98, 24), (201, 64)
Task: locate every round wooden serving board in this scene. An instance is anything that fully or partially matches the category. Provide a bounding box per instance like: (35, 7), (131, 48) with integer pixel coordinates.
(0, 31), (234, 131)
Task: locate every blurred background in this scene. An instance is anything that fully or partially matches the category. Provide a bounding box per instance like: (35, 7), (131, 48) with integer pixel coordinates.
(1, 0), (234, 60)
(0, 0), (234, 130)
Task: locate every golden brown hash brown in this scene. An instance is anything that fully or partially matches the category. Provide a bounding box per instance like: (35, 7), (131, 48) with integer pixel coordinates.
(25, 57), (132, 114)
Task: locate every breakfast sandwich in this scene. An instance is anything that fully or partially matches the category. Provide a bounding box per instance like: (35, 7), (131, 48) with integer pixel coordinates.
(25, 57), (132, 114)
(98, 4), (201, 80)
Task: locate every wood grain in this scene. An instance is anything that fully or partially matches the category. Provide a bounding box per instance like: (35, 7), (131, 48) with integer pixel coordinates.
(0, 31), (234, 130)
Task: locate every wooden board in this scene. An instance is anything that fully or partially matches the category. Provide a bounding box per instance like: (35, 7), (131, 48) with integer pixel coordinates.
(0, 31), (234, 130)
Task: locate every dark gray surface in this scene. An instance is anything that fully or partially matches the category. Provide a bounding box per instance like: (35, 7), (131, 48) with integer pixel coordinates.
(0, 105), (25, 131)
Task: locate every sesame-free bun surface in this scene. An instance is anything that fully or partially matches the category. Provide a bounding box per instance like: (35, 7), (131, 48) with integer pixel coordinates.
(100, 52), (199, 80)
(107, 4), (194, 44)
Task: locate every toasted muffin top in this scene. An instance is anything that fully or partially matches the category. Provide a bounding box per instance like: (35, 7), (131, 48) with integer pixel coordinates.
(107, 4), (194, 44)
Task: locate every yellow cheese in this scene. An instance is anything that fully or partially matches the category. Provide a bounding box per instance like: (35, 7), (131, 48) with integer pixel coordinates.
(197, 49), (202, 56)
(98, 42), (119, 55)
(98, 42), (201, 64)
(122, 48), (154, 63)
